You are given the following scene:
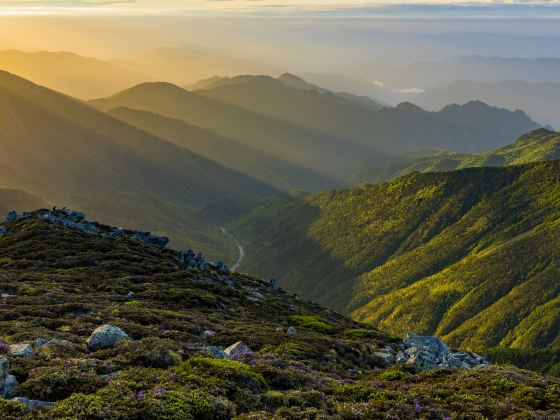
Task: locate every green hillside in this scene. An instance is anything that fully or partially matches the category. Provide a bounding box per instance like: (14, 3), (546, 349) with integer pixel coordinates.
(0, 210), (558, 419)
(196, 75), (540, 153)
(354, 128), (560, 183)
(108, 107), (333, 191)
(232, 161), (560, 365)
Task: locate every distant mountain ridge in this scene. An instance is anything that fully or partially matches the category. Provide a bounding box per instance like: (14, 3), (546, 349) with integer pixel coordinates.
(353, 128), (560, 183)
(0, 50), (151, 99)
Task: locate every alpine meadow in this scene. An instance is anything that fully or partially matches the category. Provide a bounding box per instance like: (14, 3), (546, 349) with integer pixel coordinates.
(0, 2), (558, 419)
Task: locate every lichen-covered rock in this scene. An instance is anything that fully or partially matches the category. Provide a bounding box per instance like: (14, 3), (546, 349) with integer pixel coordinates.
(224, 341), (252, 358)
(287, 327), (298, 335)
(87, 324), (129, 351)
(9, 343), (33, 358)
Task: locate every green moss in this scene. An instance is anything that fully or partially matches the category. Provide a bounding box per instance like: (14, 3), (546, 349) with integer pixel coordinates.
(288, 316), (335, 334)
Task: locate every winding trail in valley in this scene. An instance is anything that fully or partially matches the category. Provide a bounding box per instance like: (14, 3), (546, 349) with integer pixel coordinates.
(220, 227), (245, 271)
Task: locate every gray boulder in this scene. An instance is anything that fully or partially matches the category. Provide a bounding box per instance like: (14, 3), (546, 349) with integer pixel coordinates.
(87, 324), (130, 351)
(35, 338), (49, 347)
(0, 357), (18, 398)
(199, 330), (215, 340)
(224, 341), (252, 358)
(199, 346), (231, 359)
(12, 397), (54, 410)
(403, 333), (449, 354)
(287, 327), (298, 335)
(6, 211), (17, 223)
(374, 351), (395, 366)
(9, 343), (33, 358)
(2, 375), (18, 398)
(0, 357), (9, 379)
(268, 278), (279, 290)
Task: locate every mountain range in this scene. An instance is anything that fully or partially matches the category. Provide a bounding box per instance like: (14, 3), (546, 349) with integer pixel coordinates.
(411, 80), (560, 129)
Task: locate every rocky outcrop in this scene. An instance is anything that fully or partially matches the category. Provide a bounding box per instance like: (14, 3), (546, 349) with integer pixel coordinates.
(179, 250), (207, 271)
(4, 209), (169, 248)
(87, 325), (130, 351)
(395, 333), (489, 370)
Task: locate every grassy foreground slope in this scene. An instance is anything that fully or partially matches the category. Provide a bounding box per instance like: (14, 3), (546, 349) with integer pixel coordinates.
(0, 212), (558, 419)
(233, 161), (560, 360)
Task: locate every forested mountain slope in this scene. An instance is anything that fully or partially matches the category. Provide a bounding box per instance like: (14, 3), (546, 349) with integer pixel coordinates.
(233, 161), (560, 355)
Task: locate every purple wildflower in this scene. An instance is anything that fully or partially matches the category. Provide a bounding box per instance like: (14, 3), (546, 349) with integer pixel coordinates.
(415, 404), (424, 411)
(137, 392), (145, 398)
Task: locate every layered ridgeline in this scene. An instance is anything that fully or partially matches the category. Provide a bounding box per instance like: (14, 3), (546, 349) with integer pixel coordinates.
(107, 107), (332, 192)
(192, 75), (539, 154)
(0, 70), (283, 258)
(354, 128), (560, 183)
(0, 209), (557, 418)
(232, 160), (560, 371)
(91, 75), (540, 182)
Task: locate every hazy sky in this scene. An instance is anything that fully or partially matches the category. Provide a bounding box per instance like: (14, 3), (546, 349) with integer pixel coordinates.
(0, 1), (560, 15)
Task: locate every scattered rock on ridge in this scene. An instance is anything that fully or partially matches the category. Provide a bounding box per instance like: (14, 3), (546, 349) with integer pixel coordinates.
(0, 357), (18, 398)
(12, 397), (54, 410)
(224, 341), (252, 358)
(268, 278), (279, 290)
(4, 209), (169, 248)
(398, 333), (489, 370)
(199, 330), (215, 340)
(87, 324), (130, 351)
(8, 343), (33, 358)
(287, 326), (298, 335)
